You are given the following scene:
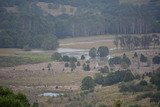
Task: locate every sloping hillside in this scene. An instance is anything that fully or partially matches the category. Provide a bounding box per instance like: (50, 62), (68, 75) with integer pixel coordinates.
(0, 0), (160, 49)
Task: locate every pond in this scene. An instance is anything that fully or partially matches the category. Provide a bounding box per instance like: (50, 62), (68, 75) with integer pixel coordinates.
(38, 92), (64, 97)
(57, 48), (90, 60)
(57, 48), (115, 60)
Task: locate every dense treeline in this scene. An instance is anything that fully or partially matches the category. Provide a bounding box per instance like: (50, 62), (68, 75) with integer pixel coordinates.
(113, 34), (160, 50)
(0, 0), (160, 48)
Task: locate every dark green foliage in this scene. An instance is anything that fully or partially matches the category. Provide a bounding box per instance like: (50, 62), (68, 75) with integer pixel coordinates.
(0, 0), (160, 49)
(109, 56), (122, 65)
(119, 81), (155, 93)
(83, 64), (90, 71)
(0, 86), (30, 107)
(100, 66), (109, 73)
(98, 46), (109, 57)
(81, 55), (85, 60)
(51, 52), (62, 61)
(150, 68), (160, 90)
(81, 76), (95, 91)
(70, 61), (76, 70)
(76, 61), (81, 66)
(153, 56), (160, 64)
(109, 54), (131, 69)
(62, 55), (70, 62)
(94, 73), (104, 85)
(89, 47), (97, 59)
(150, 92), (160, 104)
(122, 54), (131, 65)
(136, 92), (153, 101)
(41, 36), (59, 50)
(134, 52), (138, 58)
(102, 69), (134, 86)
(140, 54), (148, 62)
(139, 80), (148, 86)
(69, 57), (77, 62)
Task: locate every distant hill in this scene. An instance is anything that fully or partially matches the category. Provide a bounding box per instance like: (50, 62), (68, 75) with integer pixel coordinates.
(0, 0), (160, 48)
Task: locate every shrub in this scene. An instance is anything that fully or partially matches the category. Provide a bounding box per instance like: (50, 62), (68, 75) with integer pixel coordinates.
(51, 52), (62, 61)
(69, 57), (77, 62)
(136, 92), (153, 101)
(139, 80), (148, 86)
(100, 66), (109, 73)
(108, 56), (122, 65)
(62, 55), (70, 62)
(65, 62), (69, 67)
(89, 47), (97, 59)
(81, 55), (85, 60)
(81, 76), (95, 91)
(94, 73), (104, 85)
(153, 56), (160, 64)
(98, 46), (109, 57)
(0, 86), (30, 107)
(83, 64), (90, 71)
(77, 61), (81, 66)
(140, 54), (147, 62)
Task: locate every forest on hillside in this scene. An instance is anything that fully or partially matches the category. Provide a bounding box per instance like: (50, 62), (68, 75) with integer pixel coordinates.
(0, 0), (160, 48)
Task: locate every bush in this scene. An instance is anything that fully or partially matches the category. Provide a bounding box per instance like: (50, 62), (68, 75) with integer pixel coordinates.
(98, 46), (109, 57)
(77, 61), (81, 66)
(140, 54), (147, 62)
(136, 92), (153, 101)
(139, 80), (148, 86)
(102, 69), (134, 86)
(65, 62), (69, 67)
(0, 86), (30, 107)
(100, 66), (109, 73)
(83, 64), (90, 71)
(69, 57), (77, 62)
(153, 56), (160, 64)
(51, 52), (62, 61)
(81, 55), (85, 60)
(108, 56), (122, 65)
(134, 52), (138, 58)
(89, 47), (97, 59)
(150, 92), (160, 104)
(62, 55), (70, 62)
(81, 76), (95, 91)
(94, 73), (104, 85)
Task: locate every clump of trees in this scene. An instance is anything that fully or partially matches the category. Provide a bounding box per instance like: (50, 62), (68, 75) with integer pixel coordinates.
(89, 46), (109, 58)
(113, 34), (160, 50)
(94, 69), (134, 86)
(108, 54), (131, 69)
(81, 76), (95, 91)
(0, 86), (30, 107)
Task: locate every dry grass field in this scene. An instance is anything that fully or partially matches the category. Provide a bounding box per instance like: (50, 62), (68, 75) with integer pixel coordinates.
(0, 35), (160, 107)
